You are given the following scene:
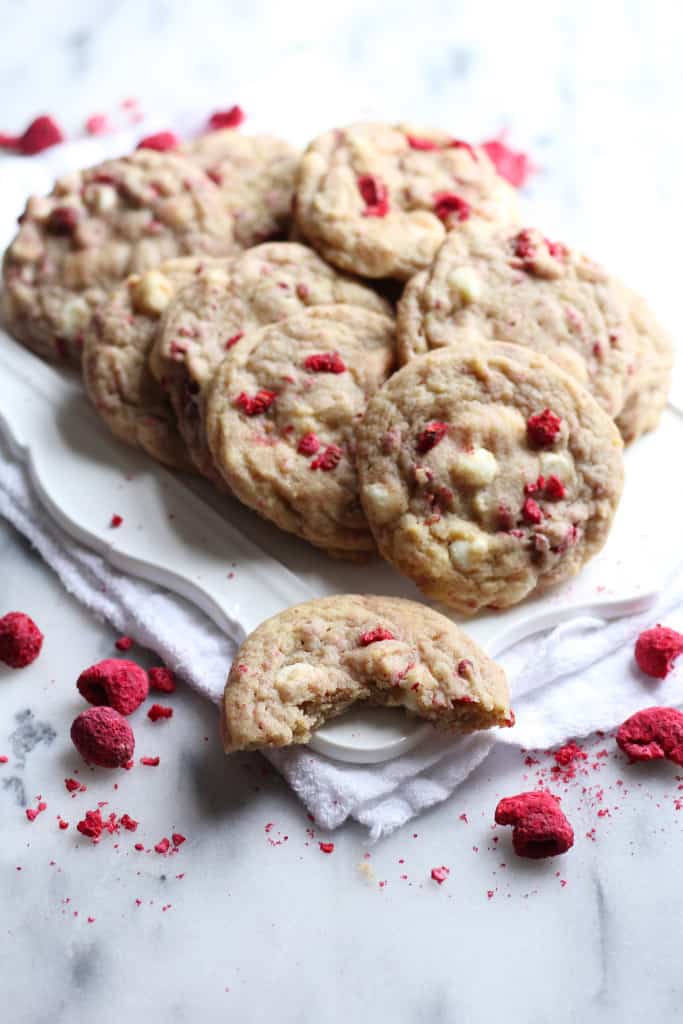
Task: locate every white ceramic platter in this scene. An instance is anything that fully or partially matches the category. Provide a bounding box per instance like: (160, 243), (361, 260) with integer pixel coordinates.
(1, 329), (681, 763)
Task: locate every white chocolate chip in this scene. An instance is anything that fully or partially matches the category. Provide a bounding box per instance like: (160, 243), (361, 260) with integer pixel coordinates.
(61, 297), (92, 335)
(539, 451), (574, 480)
(131, 271), (175, 316)
(414, 465), (433, 486)
(362, 482), (405, 523)
(450, 447), (499, 487)
(448, 535), (488, 570)
(274, 662), (320, 700)
(90, 184), (118, 214)
(448, 266), (483, 304)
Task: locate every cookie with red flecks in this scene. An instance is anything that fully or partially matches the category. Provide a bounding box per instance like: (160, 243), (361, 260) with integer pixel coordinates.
(293, 122), (519, 281)
(356, 342), (624, 613)
(221, 594), (510, 751)
(2, 149), (237, 364)
(614, 287), (673, 444)
(182, 131), (300, 247)
(206, 306), (395, 558)
(83, 257), (232, 469)
(397, 223), (639, 419)
(149, 242), (393, 481)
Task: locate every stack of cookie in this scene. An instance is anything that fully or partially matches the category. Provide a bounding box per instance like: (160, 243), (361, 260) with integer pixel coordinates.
(2, 120), (674, 621)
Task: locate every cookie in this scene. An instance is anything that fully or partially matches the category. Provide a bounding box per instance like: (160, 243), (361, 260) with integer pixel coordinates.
(149, 242), (393, 480)
(222, 594), (511, 751)
(356, 343), (624, 614)
(397, 225), (639, 419)
(2, 149), (237, 364)
(206, 306), (396, 557)
(294, 122), (519, 281)
(183, 130), (299, 247)
(614, 288), (673, 444)
(82, 257), (231, 470)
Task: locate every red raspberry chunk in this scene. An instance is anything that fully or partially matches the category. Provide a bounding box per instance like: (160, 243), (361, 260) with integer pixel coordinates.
(297, 432), (321, 456)
(77, 659), (149, 716)
(110, 514), (123, 528)
(416, 421), (448, 453)
(433, 192), (471, 223)
(359, 628), (396, 646)
(85, 113), (110, 136)
(495, 790), (574, 859)
(406, 134), (438, 150)
(235, 389), (277, 415)
(225, 331), (244, 349)
(0, 612), (43, 668)
(115, 636), (133, 651)
(448, 138), (478, 161)
(617, 707), (683, 765)
(120, 814), (138, 832)
(148, 703), (173, 722)
(136, 131), (180, 152)
(319, 842), (335, 854)
(526, 409), (562, 447)
(70, 707), (135, 768)
(303, 352), (346, 374)
(0, 115), (64, 155)
(481, 136), (534, 188)
(357, 174), (389, 217)
(544, 475), (566, 501)
(47, 206), (79, 235)
(634, 626), (683, 679)
(431, 866), (450, 884)
(522, 498), (542, 525)
(148, 667), (176, 693)
(208, 106), (245, 130)
(155, 837), (171, 854)
(310, 444), (342, 471)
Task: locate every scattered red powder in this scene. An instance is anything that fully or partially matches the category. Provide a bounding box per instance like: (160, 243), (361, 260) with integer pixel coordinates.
(297, 432), (320, 456)
(77, 659), (149, 715)
(310, 444), (342, 471)
(495, 790), (574, 859)
(136, 131), (180, 152)
(115, 636), (133, 651)
(616, 707), (683, 766)
(359, 628), (396, 646)
(357, 174), (389, 217)
(70, 707), (135, 768)
(26, 800), (47, 822)
(76, 808), (116, 842)
(433, 191), (471, 223)
(148, 704), (173, 722)
(527, 409), (562, 448)
(303, 352), (347, 374)
(481, 135), (535, 188)
(140, 756), (160, 767)
(416, 421), (448, 453)
(110, 514), (123, 528)
(0, 115), (64, 155)
(148, 667), (176, 693)
(155, 837), (171, 855)
(319, 842), (334, 854)
(208, 105), (245, 131)
(85, 113), (110, 136)
(634, 626), (683, 679)
(120, 814), (138, 832)
(431, 866), (450, 884)
(235, 389), (277, 415)
(0, 612), (43, 668)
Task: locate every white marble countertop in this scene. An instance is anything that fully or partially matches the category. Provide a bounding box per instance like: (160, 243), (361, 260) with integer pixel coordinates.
(1, 2), (682, 1021)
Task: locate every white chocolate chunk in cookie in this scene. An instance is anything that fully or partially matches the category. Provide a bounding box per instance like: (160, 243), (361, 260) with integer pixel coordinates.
(539, 451), (574, 481)
(449, 535), (488, 569)
(131, 270), (175, 316)
(450, 447), (499, 487)
(448, 266), (483, 304)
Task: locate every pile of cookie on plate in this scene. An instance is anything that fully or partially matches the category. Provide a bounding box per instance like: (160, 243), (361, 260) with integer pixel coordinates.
(1, 120), (674, 752)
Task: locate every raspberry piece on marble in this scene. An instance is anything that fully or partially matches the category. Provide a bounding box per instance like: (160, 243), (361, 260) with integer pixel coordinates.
(0, 612), (43, 668)
(149, 667), (176, 693)
(617, 707), (683, 766)
(70, 707), (135, 769)
(77, 659), (149, 716)
(431, 866), (450, 884)
(115, 636), (133, 652)
(0, 115), (64, 155)
(208, 106), (245, 131)
(85, 113), (111, 136)
(495, 790), (574, 859)
(634, 626), (683, 679)
(148, 704), (173, 722)
(136, 131), (180, 152)
(110, 514), (123, 528)
(319, 842), (334, 854)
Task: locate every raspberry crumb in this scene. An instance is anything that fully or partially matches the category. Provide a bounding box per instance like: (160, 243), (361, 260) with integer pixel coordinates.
(522, 498), (542, 525)
(208, 106), (245, 131)
(319, 842), (334, 854)
(0, 115), (64, 155)
(110, 514), (123, 528)
(297, 432), (320, 456)
(406, 134), (438, 150)
(303, 352), (346, 374)
(634, 626), (683, 679)
(544, 475), (566, 501)
(359, 627), (396, 646)
(140, 756), (160, 767)
(357, 174), (389, 217)
(495, 791), (574, 859)
(433, 192), (471, 223)
(148, 704), (173, 722)
(235, 389), (277, 416)
(148, 667), (176, 693)
(26, 800), (47, 823)
(120, 814), (138, 832)
(0, 612), (43, 668)
(59, 819), (69, 830)
(134, 843), (144, 852)
(0, 756), (7, 764)
(136, 131), (180, 152)
(64, 778), (84, 793)
(431, 866), (450, 884)
(526, 409), (562, 448)
(77, 659), (149, 715)
(85, 113), (110, 136)
(310, 444), (342, 471)
(481, 136), (534, 188)
(154, 837), (171, 855)
(172, 833), (186, 847)
(71, 708), (135, 768)
(616, 707), (683, 766)
(225, 331), (244, 350)
(416, 421), (448, 453)
(115, 636), (133, 651)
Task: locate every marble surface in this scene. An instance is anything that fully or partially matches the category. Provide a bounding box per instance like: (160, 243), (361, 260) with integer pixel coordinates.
(1, 2), (683, 1021)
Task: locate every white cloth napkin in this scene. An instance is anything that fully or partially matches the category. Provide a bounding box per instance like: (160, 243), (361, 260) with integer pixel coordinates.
(2, 125), (683, 838)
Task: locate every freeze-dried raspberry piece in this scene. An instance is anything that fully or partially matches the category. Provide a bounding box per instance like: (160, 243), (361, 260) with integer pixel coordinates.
(297, 432), (321, 456)
(522, 498), (542, 525)
(406, 135), (438, 151)
(208, 105), (245, 130)
(319, 842), (334, 854)
(85, 113), (110, 136)
(148, 704), (173, 722)
(310, 444), (342, 471)
(110, 514), (123, 528)
(77, 809), (107, 840)
(514, 229), (536, 262)
(234, 389), (277, 415)
(115, 636), (133, 651)
(357, 174), (389, 217)
(0, 612), (43, 668)
(140, 756), (160, 766)
(526, 409), (562, 447)
(634, 626), (683, 679)
(77, 659), (149, 716)
(225, 331), (244, 350)
(172, 833), (186, 847)
(155, 837), (171, 854)
(481, 136), (534, 188)
(120, 814), (138, 832)
(0, 115), (65, 155)
(70, 707), (135, 768)
(416, 421), (448, 453)
(47, 206), (79, 235)
(495, 790), (574, 859)
(359, 628), (396, 646)
(148, 667), (176, 693)
(544, 475), (566, 501)
(617, 707), (683, 766)
(136, 131), (180, 152)
(433, 191), (471, 223)
(448, 138), (478, 161)
(431, 866), (450, 884)
(303, 352), (347, 374)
